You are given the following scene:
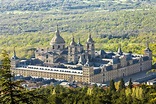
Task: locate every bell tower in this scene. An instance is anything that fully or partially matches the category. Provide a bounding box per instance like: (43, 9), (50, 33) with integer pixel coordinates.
(86, 33), (95, 60)
(68, 36), (78, 64)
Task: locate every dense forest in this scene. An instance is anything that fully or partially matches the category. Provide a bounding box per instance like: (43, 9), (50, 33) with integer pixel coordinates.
(33, 83), (156, 104)
(0, 0), (156, 35)
(0, 0), (155, 12)
(0, 0), (156, 63)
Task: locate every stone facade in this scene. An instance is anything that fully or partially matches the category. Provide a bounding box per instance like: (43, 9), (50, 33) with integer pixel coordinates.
(11, 26), (152, 83)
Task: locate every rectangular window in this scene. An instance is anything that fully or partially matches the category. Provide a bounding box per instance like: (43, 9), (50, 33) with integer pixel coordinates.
(46, 55), (48, 59)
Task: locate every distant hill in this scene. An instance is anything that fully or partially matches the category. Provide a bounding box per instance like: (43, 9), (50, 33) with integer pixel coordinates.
(0, 0), (155, 12)
(0, 0), (156, 36)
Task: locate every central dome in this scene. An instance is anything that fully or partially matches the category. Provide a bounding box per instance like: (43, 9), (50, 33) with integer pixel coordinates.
(50, 26), (65, 45)
(50, 35), (65, 44)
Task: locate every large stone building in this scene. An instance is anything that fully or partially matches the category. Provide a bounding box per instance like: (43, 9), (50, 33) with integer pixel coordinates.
(11, 26), (152, 83)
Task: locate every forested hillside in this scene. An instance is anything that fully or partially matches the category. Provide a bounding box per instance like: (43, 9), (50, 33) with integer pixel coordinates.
(0, 0), (155, 12)
(0, 0), (156, 63)
(0, 0), (156, 35)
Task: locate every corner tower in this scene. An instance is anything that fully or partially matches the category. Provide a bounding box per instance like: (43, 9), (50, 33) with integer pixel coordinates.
(50, 25), (65, 51)
(144, 42), (152, 60)
(10, 47), (19, 69)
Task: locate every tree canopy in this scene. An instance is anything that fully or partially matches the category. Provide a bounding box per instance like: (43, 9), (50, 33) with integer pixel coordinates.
(0, 50), (46, 104)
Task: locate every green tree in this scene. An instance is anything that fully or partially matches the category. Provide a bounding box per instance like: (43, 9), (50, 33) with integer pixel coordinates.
(128, 78), (133, 89)
(109, 79), (116, 92)
(0, 50), (22, 104)
(150, 93), (156, 103)
(119, 78), (125, 91)
(0, 50), (46, 104)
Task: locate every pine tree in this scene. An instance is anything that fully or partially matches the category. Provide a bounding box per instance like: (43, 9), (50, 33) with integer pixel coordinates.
(118, 78), (125, 91)
(128, 78), (133, 89)
(0, 50), (46, 104)
(109, 79), (116, 92)
(0, 50), (22, 104)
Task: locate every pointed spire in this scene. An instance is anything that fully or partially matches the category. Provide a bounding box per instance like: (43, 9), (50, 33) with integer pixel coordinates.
(70, 35), (76, 46)
(87, 32), (94, 43)
(78, 38), (80, 43)
(11, 47), (19, 60)
(55, 24), (60, 36)
(56, 24), (58, 31)
(77, 38), (82, 46)
(72, 34), (74, 41)
(89, 33), (91, 38)
(13, 47), (16, 57)
(117, 44), (123, 55)
(145, 41), (152, 52)
(146, 41), (149, 48)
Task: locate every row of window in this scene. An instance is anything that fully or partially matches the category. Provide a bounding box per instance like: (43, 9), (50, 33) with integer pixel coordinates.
(20, 66), (83, 74)
(15, 70), (87, 82)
